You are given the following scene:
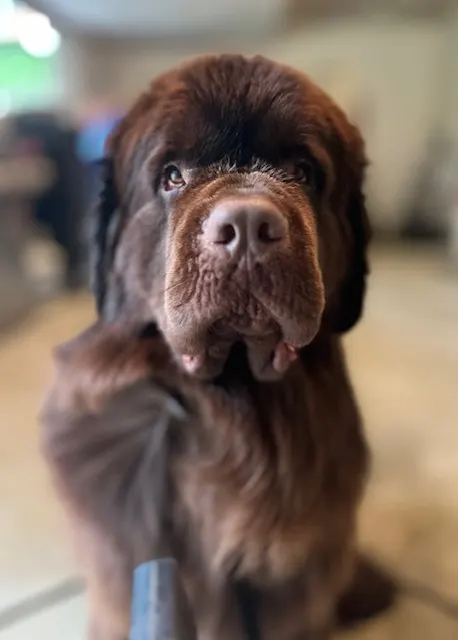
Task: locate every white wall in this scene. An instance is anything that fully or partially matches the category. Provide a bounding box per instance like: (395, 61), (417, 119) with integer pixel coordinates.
(61, 17), (452, 231)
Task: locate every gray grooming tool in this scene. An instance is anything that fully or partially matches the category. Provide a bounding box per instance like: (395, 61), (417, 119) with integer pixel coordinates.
(130, 558), (196, 640)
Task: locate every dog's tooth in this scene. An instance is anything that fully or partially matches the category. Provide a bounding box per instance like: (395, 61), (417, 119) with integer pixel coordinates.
(272, 341), (298, 373)
(181, 354), (203, 374)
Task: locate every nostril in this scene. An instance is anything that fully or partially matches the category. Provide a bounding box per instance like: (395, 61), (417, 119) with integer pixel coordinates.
(255, 213), (287, 247)
(258, 221), (280, 243)
(216, 224), (237, 245)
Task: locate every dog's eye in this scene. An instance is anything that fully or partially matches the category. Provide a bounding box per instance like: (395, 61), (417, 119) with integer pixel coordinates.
(296, 161), (313, 186)
(164, 165), (186, 191)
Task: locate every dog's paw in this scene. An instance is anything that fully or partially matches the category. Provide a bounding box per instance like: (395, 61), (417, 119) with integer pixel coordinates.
(336, 555), (398, 629)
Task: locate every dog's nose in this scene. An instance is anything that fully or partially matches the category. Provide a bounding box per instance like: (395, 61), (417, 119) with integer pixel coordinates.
(203, 197), (288, 257)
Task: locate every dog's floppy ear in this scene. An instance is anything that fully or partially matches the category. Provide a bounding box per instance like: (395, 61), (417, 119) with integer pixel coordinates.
(329, 123), (371, 333)
(91, 90), (166, 318)
(92, 156), (121, 316)
(332, 174), (371, 333)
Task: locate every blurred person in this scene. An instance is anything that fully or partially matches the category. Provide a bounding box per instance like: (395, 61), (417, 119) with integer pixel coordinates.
(11, 111), (89, 290)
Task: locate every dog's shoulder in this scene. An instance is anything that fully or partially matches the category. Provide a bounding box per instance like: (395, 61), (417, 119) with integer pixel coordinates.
(44, 323), (176, 415)
(40, 323), (190, 556)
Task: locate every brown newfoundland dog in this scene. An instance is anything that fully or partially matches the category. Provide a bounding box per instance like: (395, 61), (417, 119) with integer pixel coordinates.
(41, 54), (394, 639)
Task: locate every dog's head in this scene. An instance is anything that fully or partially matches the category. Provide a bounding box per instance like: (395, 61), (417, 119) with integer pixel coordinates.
(94, 54), (370, 380)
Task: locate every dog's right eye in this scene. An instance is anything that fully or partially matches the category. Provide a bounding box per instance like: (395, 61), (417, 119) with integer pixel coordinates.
(163, 165), (186, 191)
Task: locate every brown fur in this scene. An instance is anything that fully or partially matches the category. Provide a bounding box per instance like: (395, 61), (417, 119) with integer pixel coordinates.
(41, 54), (375, 639)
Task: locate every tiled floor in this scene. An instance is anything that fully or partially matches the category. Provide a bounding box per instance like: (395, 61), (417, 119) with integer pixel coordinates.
(0, 246), (457, 638)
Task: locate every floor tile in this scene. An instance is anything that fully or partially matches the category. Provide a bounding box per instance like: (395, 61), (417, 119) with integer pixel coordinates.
(0, 596), (86, 640)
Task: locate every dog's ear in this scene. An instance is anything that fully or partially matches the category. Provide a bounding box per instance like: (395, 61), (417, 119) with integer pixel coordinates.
(91, 90), (166, 318)
(328, 122), (371, 333)
(92, 156), (121, 316)
(332, 167), (371, 333)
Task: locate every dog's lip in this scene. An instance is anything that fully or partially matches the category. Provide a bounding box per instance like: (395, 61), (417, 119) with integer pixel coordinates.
(171, 316), (316, 360)
(166, 285), (324, 379)
(272, 342), (298, 373)
(181, 353), (206, 375)
(179, 338), (299, 378)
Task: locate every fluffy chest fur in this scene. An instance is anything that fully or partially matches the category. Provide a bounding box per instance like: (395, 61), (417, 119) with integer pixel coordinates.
(41, 326), (370, 639)
(173, 338), (368, 586)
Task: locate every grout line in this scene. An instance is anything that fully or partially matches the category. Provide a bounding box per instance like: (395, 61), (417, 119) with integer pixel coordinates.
(401, 579), (458, 621)
(367, 554), (458, 623)
(0, 577), (84, 632)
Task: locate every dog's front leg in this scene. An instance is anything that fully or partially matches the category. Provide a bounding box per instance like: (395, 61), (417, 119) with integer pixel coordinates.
(80, 520), (131, 640)
(40, 323), (190, 640)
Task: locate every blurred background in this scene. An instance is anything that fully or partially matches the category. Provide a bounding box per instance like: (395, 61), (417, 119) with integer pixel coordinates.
(0, 1), (457, 638)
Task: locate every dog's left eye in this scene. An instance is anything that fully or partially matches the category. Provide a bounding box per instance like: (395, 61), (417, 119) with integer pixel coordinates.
(296, 161), (313, 186)
(164, 165), (186, 191)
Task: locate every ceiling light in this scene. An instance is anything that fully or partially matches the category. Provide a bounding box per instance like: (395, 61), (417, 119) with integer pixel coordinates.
(15, 9), (61, 57)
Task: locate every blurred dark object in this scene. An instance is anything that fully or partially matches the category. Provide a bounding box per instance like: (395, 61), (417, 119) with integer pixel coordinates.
(11, 111), (89, 290)
(402, 135), (458, 242)
(0, 117), (53, 328)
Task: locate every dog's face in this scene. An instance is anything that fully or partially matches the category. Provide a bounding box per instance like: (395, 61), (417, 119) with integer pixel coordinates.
(95, 54), (370, 380)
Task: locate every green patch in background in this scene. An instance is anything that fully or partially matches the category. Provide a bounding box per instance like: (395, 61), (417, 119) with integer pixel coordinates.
(0, 42), (59, 109)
